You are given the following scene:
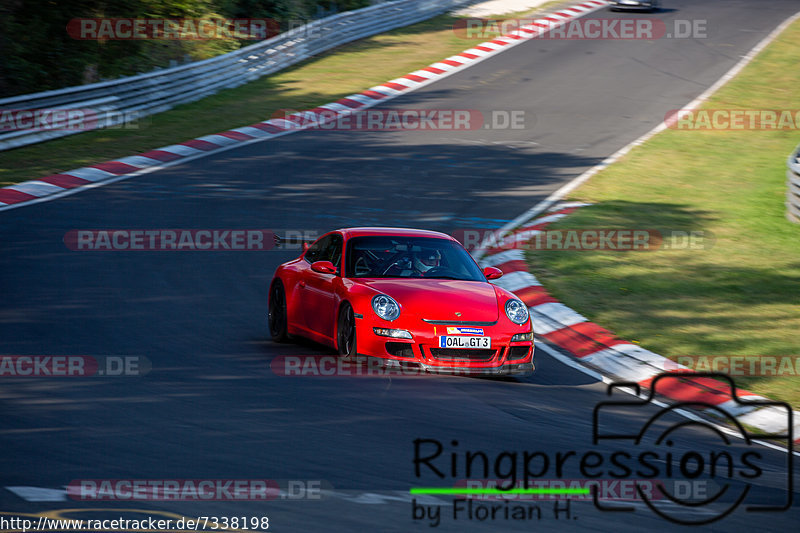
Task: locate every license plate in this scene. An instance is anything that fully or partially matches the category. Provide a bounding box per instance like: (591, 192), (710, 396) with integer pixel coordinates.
(439, 336), (491, 349)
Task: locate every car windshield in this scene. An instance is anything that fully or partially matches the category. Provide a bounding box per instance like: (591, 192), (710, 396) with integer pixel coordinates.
(345, 236), (485, 281)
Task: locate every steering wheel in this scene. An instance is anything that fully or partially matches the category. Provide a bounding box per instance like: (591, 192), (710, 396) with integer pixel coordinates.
(382, 253), (416, 275)
(423, 266), (458, 278)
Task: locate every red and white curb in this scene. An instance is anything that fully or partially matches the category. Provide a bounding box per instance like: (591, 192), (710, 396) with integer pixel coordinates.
(0, 1), (609, 212)
(481, 202), (799, 443)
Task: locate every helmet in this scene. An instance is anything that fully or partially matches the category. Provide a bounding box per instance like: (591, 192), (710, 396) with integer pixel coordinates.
(413, 249), (441, 272)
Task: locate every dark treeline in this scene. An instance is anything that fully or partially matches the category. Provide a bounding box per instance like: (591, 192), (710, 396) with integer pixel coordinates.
(0, 0), (370, 97)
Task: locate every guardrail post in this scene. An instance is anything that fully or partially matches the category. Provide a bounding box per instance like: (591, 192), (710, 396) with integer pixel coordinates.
(787, 144), (800, 223)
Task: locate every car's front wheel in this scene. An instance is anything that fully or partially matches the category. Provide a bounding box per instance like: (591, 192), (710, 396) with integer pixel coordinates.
(268, 281), (290, 342)
(337, 303), (357, 360)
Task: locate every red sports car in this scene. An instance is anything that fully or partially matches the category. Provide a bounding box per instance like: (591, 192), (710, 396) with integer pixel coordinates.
(268, 227), (534, 375)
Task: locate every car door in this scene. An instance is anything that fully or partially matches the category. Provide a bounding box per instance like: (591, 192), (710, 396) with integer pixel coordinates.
(299, 233), (342, 341)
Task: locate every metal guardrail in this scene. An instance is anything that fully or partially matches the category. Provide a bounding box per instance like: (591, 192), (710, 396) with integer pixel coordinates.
(0, 0), (467, 152)
(788, 144), (800, 223)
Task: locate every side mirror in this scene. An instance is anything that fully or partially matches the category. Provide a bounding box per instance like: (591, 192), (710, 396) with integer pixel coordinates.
(311, 260), (337, 275)
(483, 266), (503, 280)
(303, 242), (310, 252)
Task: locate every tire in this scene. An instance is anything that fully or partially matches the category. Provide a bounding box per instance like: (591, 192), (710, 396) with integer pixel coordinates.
(268, 281), (290, 342)
(337, 303), (357, 360)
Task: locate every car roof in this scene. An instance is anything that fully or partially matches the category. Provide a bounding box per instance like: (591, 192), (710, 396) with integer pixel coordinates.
(337, 227), (455, 240)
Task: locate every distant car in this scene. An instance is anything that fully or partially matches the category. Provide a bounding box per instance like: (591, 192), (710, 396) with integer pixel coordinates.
(268, 227), (534, 375)
(609, 0), (659, 11)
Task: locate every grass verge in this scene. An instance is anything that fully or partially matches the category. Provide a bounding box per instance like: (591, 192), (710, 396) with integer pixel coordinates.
(0, 1), (566, 188)
(526, 19), (800, 408)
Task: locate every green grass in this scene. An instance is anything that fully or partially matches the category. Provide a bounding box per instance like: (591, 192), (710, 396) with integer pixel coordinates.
(527, 20), (800, 408)
(0, 1), (566, 187)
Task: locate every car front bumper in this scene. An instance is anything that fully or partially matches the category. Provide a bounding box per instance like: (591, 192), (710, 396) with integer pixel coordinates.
(610, 1), (657, 9)
(354, 315), (534, 375)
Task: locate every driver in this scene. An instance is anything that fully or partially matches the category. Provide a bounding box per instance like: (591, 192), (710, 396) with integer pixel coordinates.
(412, 248), (441, 274)
(383, 248), (442, 277)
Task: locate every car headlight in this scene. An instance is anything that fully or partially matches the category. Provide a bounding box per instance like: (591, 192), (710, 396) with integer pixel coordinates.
(511, 332), (532, 342)
(505, 299), (529, 325)
(372, 294), (401, 321)
(374, 327), (412, 339)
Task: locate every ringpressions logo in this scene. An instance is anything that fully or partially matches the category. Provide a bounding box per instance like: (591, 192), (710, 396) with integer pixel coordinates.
(411, 373), (792, 526)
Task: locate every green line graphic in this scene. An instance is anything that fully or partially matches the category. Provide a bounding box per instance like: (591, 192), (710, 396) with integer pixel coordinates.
(410, 487), (590, 495)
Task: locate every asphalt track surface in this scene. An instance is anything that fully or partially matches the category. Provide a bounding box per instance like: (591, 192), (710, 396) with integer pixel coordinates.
(1, 1), (799, 531)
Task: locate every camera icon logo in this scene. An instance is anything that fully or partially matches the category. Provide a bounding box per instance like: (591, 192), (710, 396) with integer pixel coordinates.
(592, 372), (793, 525)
